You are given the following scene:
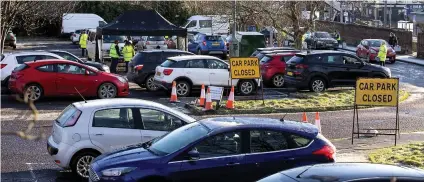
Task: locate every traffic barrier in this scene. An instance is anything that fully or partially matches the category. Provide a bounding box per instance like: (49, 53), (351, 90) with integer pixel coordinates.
(226, 86), (235, 109)
(170, 81), (178, 103)
(315, 112), (321, 133)
(204, 87), (213, 111)
(199, 84), (206, 107)
(302, 112), (308, 123)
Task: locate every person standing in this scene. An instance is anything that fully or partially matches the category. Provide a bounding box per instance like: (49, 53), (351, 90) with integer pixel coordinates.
(334, 30), (341, 46)
(79, 30), (88, 57)
(122, 40), (135, 73)
(109, 40), (122, 73)
(389, 32), (398, 48)
(377, 41), (387, 67)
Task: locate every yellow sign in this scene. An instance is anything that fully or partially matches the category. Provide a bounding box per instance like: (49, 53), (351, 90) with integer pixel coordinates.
(355, 78), (399, 106)
(229, 57), (260, 79)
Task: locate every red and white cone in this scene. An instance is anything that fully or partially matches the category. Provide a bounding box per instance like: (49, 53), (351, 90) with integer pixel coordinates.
(315, 112), (321, 133)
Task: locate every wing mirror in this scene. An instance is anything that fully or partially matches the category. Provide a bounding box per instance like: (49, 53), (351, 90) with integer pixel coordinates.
(85, 70), (90, 75)
(187, 150), (200, 161)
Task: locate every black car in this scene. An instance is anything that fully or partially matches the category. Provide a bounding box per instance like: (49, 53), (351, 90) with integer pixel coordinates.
(251, 47), (296, 57)
(305, 31), (339, 50)
(127, 50), (194, 91)
(258, 163), (424, 182)
(284, 51), (391, 92)
(46, 50), (110, 72)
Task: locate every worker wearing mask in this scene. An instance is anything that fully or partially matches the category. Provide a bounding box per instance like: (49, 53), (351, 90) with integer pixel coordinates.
(79, 30), (89, 57)
(109, 40), (122, 73)
(122, 40), (135, 73)
(377, 41), (387, 67)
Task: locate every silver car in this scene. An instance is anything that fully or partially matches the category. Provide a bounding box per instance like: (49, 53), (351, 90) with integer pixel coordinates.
(138, 36), (168, 50)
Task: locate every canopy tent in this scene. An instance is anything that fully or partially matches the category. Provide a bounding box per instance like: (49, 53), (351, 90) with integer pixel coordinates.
(96, 10), (187, 37)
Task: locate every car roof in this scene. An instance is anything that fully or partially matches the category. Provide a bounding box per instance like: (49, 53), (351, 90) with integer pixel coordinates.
(199, 117), (318, 138)
(280, 163), (424, 181)
(260, 50), (301, 54)
(140, 49), (193, 54)
(24, 59), (77, 66)
(257, 47), (296, 51)
(6, 51), (62, 56)
(295, 50), (348, 56)
(364, 39), (385, 41)
(264, 52), (297, 57)
(168, 55), (221, 61)
(72, 98), (196, 122)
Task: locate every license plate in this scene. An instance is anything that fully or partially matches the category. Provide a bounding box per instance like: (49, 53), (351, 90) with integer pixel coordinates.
(156, 72), (161, 76)
(327, 44), (333, 46)
(287, 72), (293, 76)
(212, 42), (220, 46)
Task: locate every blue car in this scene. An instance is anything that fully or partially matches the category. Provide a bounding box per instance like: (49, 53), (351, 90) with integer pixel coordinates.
(89, 117), (336, 182)
(188, 33), (227, 59)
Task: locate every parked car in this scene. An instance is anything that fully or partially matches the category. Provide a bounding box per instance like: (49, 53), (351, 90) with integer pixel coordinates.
(5, 31), (17, 49)
(127, 50), (194, 91)
(258, 163), (424, 182)
(87, 33), (126, 61)
(188, 33), (227, 59)
(70, 29), (84, 45)
(89, 117), (336, 182)
(1, 52), (64, 89)
(165, 36), (177, 49)
(284, 51), (391, 92)
(47, 98), (196, 179)
(260, 52), (297, 88)
(356, 39), (396, 63)
(255, 49), (301, 62)
(304, 31), (338, 50)
(251, 47), (296, 57)
(137, 36), (168, 50)
(46, 50), (110, 72)
(154, 55), (261, 97)
(8, 59), (129, 101)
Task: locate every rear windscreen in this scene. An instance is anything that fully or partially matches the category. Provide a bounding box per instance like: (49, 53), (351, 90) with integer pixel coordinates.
(260, 56), (272, 63)
(1, 54), (4, 61)
(75, 30), (81, 34)
(287, 55), (304, 64)
(147, 36), (165, 41)
(256, 53), (265, 60)
(205, 36), (222, 41)
(161, 60), (177, 67)
(55, 105), (80, 127)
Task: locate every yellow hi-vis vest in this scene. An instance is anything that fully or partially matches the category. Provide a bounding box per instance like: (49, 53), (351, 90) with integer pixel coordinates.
(123, 45), (134, 62)
(377, 44), (387, 62)
(79, 34), (88, 48)
(109, 44), (119, 58)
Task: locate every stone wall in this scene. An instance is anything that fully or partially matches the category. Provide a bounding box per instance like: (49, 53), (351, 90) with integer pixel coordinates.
(316, 20), (413, 54)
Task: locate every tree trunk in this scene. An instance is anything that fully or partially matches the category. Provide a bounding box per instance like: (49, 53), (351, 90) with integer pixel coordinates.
(0, 27), (9, 55)
(294, 33), (303, 50)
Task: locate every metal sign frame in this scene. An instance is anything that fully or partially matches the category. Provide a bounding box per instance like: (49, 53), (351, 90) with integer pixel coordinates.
(352, 77), (400, 146)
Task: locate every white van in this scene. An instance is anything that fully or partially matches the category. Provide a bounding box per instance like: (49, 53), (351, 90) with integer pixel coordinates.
(61, 13), (106, 35)
(183, 15), (229, 35)
(86, 29), (126, 61)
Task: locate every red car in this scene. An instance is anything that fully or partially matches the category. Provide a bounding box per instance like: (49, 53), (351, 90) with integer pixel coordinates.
(8, 59), (129, 101)
(356, 39), (396, 63)
(260, 52), (296, 88)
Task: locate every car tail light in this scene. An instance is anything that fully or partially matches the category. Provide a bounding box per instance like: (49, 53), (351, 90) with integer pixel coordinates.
(163, 69), (173, 76)
(134, 65), (144, 71)
(63, 110), (82, 127)
(295, 64), (308, 69)
(203, 41), (206, 46)
(0, 64), (7, 69)
(313, 145), (335, 161)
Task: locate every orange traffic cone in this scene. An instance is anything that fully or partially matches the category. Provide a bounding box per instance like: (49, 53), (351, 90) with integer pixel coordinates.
(204, 87), (213, 111)
(170, 81), (178, 103)
(315, 112), (321, 133)
(302, 112), (308, 123)
(199, 84), (206, 107)
(226, 86), (235, 109)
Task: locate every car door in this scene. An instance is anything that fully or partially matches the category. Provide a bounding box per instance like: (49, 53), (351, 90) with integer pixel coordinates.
(55, 63), (96, 95)
(34, 64), (58, 96)
(171, 131), (245, 182)
(89, 107), (143, 152)
(137, 107), (184, 143)
(342, 55), (370, 85)
(320, 54), (348, 86)
(207, 59), (230, 86)
(187, 34), (199, 53)
(184, 59), (210, 86)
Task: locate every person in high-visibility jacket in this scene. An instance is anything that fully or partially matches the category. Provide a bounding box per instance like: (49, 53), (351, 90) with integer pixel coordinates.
(377, 41), (387, 67)
(109, 40), (122, 73)
(122, 40), (135, 73)
(79, 30), (88, 57)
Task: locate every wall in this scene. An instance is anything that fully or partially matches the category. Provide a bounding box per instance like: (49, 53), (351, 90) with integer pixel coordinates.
(316, 20), (413, 54)
(417, 33), (424, 58)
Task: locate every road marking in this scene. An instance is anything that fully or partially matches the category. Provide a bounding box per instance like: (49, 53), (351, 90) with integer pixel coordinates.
(1, 112), (62, 121)
(26, 163), (37, 181)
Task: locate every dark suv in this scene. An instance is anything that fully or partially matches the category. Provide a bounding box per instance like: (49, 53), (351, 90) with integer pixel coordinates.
(127, 50), (194, 91)
(284, 51), (391, 92)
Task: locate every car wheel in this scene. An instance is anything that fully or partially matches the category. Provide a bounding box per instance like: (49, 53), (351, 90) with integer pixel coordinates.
(271, 74), (285, 88)
(309, 77), (326, 93)
(71, 151), (99, 179)
(24, 84), (43, 102)
(176, 80), (191, 97)
(97, 82), (117, 99)
(12, 44), (16, 49)
(238, 80), (255, 95)
(145, 75), (159, 92)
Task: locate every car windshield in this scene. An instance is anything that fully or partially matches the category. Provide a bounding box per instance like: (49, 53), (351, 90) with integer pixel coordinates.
(315, 32), (332, 38)
(75, 30), (81, 34)
(260, 56), (272, 63)
(205, 36), (222, 41)
(147, 36), (165, 41)
(256, 53), (266, 60)
(103, 35), (126, 43)
(148, 122), (209, 156)
(369, 40), (387, 47)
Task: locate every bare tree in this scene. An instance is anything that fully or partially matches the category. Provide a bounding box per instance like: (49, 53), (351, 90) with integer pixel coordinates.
(1, 1), (78, 54)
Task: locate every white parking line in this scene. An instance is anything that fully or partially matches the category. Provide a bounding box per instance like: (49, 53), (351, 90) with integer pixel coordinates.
(26, 163), (37, 181)
(1, 112), (62, 121)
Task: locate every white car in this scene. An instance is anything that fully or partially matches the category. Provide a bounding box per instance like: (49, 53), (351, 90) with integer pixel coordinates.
(137, 36), (168, 50)
(154, 55), (260, 97)
(70, 29), (83, 45)
(1, 52), (64, 88)
(47, 98), (195, 178)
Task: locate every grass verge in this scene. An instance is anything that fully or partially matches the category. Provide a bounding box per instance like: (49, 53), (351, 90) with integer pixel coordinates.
(187, 89), (409, 115)
(369, 142), (424, 169)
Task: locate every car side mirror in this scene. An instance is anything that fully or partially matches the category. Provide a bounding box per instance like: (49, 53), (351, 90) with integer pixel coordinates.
(85, 70), (90, 75)
(187, 150), (200, 161)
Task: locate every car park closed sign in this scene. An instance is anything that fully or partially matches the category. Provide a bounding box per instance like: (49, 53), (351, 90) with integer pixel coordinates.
(229, 57), (260, 79)
(355, 78), (399, 106)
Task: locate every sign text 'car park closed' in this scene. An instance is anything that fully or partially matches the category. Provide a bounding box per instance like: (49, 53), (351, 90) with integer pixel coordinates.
(229, 57), (260, 79)
(355, 78), (399, 106)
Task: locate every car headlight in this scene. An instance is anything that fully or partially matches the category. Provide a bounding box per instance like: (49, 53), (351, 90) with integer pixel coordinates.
(117, 76), (127, 83)
(101, 167), (136, 177)
(370, 49), (377, 54)
(103, 65), (110, 73)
